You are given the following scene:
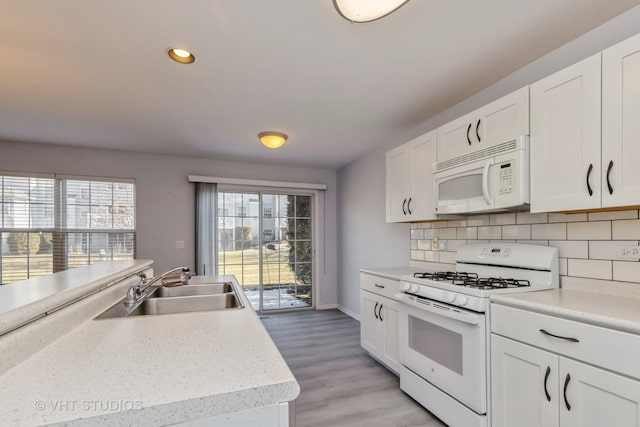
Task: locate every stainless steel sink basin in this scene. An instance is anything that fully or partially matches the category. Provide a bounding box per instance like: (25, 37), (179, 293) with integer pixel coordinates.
(152, 282), (233, 297)
(95, 281), (244, 319)
(127, 293), (241, 316)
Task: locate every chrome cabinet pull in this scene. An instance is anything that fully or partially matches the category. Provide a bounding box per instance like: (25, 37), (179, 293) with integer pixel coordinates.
(476, 119), (481, 142)
(563, 373), (571, 411)
(466, 123), (472, 145)
(544, 366), (551, 402)
(606, 160), (614, 195)
(539, 329), (580, 343)
(374, 284), (385, 289)
(586, 164), (594, 196)
(374, 302), (379, 319)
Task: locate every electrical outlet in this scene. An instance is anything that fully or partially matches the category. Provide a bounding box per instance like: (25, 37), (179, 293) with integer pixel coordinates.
(439, 240), (448, 251)
(616, 245), (640, 259)
(431, 237), (439, 251)
(175, 240), (185, 249)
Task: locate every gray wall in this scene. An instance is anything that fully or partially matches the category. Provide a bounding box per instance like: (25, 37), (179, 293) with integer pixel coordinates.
(0, 142), (338, 307)
(336, 5), (640, 316)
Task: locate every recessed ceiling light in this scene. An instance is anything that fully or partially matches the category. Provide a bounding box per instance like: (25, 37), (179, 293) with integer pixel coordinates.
(333, 0), (410, 23)
(258, 131), (288, 149)
(168, 48), (196, 64)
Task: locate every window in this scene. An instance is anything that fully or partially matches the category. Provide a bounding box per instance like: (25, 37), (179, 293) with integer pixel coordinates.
(236, 206), (247, 217)
(0, 173), (136, 285)
(263, 207), (273, 218)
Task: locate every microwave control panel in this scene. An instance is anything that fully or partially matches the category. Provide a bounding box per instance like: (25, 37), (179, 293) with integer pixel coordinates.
(498, 162), (513, 196)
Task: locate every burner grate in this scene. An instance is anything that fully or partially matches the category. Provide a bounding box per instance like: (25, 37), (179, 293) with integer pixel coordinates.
(461, 277), (531, 290)
(413, 271), (478, 282)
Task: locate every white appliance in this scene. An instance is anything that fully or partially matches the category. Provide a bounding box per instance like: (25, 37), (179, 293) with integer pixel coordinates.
(397, 243), (558, 427)
(433, 136), (529, 214)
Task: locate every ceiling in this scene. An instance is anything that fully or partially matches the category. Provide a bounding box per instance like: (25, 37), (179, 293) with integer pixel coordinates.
(1, 1), (638, 169)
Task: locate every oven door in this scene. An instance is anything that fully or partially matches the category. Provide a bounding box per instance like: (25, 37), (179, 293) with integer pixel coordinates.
(399, 295), (487, 414)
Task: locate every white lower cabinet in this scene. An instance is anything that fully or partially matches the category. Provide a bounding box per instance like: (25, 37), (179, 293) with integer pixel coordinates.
(360, 273), (400, 374)
(492, 304), (640, 427)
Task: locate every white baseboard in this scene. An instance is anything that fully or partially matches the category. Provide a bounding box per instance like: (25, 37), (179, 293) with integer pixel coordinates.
(337, 305), (360, 322)
(316, 303), (338, 310)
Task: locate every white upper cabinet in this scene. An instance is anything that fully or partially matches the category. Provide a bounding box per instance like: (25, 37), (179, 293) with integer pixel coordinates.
(386, 130), (438, 222)
(530, 53), (602, 212)
(437, 87), (529, 162)
(602, 32), (640, 208)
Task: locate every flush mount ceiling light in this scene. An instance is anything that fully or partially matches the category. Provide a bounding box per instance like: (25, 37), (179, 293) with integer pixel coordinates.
(333, 0), (410, 23)
(258, 131), (288, 149)
(167, 47), (196, 64)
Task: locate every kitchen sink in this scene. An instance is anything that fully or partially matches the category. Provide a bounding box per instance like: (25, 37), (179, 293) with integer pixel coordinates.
(153, 282), (233, 297)
(127, 293), (241, 316)
(95, 281), (244, 319)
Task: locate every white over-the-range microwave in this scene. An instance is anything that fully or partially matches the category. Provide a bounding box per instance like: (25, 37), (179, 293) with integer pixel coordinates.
(433, 136), (529, 214)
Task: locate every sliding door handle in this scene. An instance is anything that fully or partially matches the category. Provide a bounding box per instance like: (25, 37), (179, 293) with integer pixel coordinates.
(374, 302), (379, 319)
(606, 160), (614, 195)
(563, 373), (571, 411)
(586, 164), (594, 196)
(544, 366), (551, 402)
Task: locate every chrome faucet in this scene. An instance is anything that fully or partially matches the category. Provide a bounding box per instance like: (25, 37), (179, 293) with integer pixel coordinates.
(125, 266), (192, 304)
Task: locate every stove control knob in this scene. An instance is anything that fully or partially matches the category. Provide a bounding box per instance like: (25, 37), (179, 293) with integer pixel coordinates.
(456, 295), (468, 306)
(445, 293), (455, 303)
(402, 282), (412, 292)
(409, 283), (420, 294)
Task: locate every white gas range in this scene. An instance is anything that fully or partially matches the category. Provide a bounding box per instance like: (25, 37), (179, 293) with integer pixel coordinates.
(397, 243), (558, 427)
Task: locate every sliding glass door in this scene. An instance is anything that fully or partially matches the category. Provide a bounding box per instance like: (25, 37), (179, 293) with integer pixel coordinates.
(217, 190), (313, 312)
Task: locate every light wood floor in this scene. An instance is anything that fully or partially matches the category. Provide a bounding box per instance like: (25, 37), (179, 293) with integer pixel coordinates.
(261, 309), (447, 427)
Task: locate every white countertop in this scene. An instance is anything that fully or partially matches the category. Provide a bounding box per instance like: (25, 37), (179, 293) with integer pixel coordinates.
(0, 271), (299, 426)
(491, 289), (640, 335)
(360, 266), (424, 281)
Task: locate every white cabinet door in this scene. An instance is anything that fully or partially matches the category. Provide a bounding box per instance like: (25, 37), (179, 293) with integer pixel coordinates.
(378, 297), (400, 374)
(408, 130), (438, 221)
(560, 357), (640, 427)
(602, 32), (640, 208)
(476, 86), (529, 149)
(437, 110), (477, 162)
(530, 53), (602, 212)
(360, 291), (383, 355)
(386, 147), (410, 222)
(492, 335), (559, 427)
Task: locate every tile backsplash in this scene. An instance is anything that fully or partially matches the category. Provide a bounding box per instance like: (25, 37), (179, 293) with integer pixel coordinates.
(410, 210), (640, 289)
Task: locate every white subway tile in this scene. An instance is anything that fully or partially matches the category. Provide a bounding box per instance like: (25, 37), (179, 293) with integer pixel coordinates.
(516, 212), (548, 224)
(589, 210), (638, 221)
(447, 240), (468, 251)
(438, 228), (457, 239)
(457, 227), (478, 239)
(423, 229), (436, 239)
(423, 251), (440, 262)
(466, 215), (490, 227)
(502, 225), (531, 240)
(549, 241), (588, 259)
(490, 213), (516, 225)
(589, 241), (640, 260)
(532, 223), (567, 240)
(475, 240), (490, 244)
(447, 220), (467, 228)
(613, 261), (640, 282)
(494, 239), (515, 243)
(558, 258), (568, 276)
(612, 219), (640, 240)
(418, 222), (433, 229)
(568, 259), (612, 280)
(410, 240), (418, 250)
(518, 240), (549, 246)
(417, 240), (431, 250)
(410, 229), (424, 240)
(410, 223), (418, 229)
(439, 251), (457, 264)
(411, 250), (425, 261)
(567, 221), (611, 240)
(548, 213), (588, 223)
(433, 221), (450, 229)
(478, 226), (502, 240)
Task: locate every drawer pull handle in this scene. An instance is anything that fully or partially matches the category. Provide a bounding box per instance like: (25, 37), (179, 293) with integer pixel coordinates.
(374, 302), (379, 320)
(374, 284), (385, 289)
(539, 329), (580, 343)
(563, 373), (571, 411)
(544, 366), (551, 402)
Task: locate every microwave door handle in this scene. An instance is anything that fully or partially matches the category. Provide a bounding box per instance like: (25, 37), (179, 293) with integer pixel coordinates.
(482, 159), (492, 206)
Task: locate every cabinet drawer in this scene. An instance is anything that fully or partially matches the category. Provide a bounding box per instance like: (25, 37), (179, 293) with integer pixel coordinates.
(360, 272), (399, 300)
(492, 304), (640, 380)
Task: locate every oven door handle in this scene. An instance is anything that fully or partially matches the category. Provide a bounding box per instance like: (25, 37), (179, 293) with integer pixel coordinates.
(397, 294), (481, 325)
